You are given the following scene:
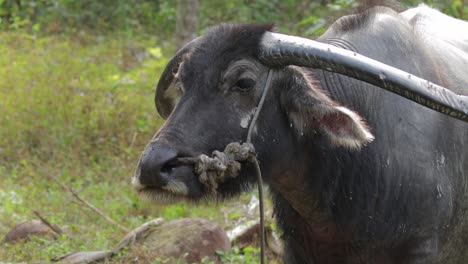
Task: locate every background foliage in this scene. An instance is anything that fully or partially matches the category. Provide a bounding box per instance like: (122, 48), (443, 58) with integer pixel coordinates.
(0, 0), (465, 262)
(1, 0), (465, 36)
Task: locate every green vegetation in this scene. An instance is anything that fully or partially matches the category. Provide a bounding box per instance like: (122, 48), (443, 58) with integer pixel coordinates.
(0, 30), (272, 262)
(0, 31), (161, 261)
(2, 0), (463, 37)
(0, 0), (464, 262)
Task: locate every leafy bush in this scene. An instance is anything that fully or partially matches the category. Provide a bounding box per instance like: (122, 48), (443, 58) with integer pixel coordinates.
(0, 0), (176, 35)
(2, 0), (462, 37)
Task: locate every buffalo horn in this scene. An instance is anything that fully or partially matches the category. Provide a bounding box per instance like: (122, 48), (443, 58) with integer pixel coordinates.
(259, 32), (468, 123)
(155, 38), (201, 119)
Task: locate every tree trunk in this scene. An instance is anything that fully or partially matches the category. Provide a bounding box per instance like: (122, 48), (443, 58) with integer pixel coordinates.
(175, 0), (200, 49)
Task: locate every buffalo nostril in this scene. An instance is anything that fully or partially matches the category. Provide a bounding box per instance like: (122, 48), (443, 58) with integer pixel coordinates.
(137, 143), (178, 188)
(160, 163), (176, 174)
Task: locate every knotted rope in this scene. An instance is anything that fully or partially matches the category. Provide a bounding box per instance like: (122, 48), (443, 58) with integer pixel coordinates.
(173, 142), (256, 193)
(173, 70), (273, 264)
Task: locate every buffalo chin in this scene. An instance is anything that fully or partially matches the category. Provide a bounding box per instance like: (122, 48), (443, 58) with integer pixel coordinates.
(136, 183), (209, 204)
(136, 187), (188, 203)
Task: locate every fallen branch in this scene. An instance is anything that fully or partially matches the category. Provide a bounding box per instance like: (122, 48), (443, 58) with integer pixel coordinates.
(112, 218), (164, 252)
(46, 174), (130, 233)
(53, 250), (113, 264)
(53, 218), (164, 264)
(33, 210), (64, 236)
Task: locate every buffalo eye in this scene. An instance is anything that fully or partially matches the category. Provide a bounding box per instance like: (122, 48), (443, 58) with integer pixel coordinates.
(233, 78), (256, 92)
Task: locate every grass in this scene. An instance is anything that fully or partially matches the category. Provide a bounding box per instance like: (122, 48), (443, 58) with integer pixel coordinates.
(0, 31), (277, 263)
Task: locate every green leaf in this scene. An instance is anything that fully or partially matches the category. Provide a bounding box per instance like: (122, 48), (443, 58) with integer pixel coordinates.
(298, 15), (318, 26)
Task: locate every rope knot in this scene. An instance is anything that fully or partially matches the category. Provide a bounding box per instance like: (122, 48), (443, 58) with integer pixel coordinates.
(225, 142), (256, 162)
(194, 142), (256, 194)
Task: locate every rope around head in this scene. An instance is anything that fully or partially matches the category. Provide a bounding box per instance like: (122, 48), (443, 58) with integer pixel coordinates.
(172, 70), (274, 264)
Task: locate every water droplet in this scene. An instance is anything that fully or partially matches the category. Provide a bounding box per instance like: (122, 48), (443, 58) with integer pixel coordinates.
(436, 184), (443, 198)
(379, 72), (386, 80)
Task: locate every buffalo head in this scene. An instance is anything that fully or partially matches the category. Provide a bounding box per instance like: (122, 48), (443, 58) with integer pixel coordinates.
(132, 24), (374, 202)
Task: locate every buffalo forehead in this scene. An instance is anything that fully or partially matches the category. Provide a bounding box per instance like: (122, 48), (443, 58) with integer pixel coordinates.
(179, 24), (273, 87)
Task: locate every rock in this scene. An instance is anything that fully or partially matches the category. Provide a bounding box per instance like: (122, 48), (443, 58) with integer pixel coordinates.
(128, 218), (231, 263)
(2, 220), (57, 244)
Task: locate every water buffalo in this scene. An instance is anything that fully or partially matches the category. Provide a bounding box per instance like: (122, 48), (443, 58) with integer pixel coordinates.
(132, 4), (468, 264)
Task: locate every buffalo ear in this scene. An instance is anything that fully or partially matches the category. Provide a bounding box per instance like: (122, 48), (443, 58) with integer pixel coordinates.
(281, 68), (374, 149)
(313, 105), (374, 149)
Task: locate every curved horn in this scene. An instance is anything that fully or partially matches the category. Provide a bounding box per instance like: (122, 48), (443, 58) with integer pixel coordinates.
(259, 32), (468, 123)
(155, 37), (201, 119)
